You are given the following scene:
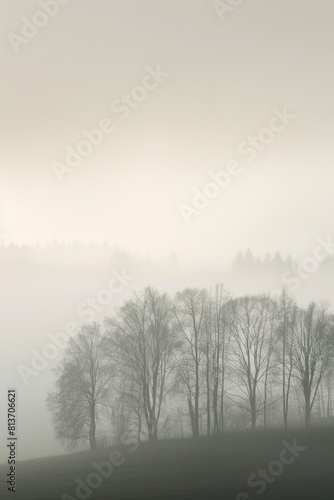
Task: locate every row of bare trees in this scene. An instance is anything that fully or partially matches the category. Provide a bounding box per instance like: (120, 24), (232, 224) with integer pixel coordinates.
(47, 286), (334, 450)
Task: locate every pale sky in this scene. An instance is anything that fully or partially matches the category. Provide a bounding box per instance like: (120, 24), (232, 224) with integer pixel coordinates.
(1, 0), (334, 265)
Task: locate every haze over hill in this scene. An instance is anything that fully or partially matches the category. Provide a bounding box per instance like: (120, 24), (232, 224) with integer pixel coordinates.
(1, 242), (334, 463)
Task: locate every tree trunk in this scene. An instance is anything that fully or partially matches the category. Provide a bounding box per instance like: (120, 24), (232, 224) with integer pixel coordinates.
(206, 341), (210, 437)
(250, 391), (256, 431)
(147, 419), (154, 442)
(213, 383), (218, 434)
(194, 347), (200, 438)
(305, 389), (311, 429)
(90, 401), (97, 450)
(282, 323), (287, 431)
(220, 365), (225, 434)
(188, 397), (195, 436)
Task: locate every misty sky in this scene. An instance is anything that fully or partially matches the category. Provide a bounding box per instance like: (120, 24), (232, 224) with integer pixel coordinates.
(1, 0), (333, 265)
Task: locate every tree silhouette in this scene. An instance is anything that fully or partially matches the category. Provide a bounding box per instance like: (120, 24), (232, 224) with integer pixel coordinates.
(47, 323), (113, 450)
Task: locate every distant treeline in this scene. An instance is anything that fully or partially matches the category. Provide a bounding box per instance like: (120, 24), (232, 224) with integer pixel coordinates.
(233, 249), (295, 269)
(2, 242), (334, 276)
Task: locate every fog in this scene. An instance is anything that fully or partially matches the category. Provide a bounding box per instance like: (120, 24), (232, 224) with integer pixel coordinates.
(1, 244), (334, 463)
(1, 0), (334, 489)
(1, 0), (334, 265)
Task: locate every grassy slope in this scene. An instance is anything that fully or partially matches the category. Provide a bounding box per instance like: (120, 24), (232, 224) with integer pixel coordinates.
(1, 429), (334, 500)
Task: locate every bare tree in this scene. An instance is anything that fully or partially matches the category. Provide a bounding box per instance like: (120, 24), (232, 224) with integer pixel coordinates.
(105, 287), (179, 442)
(173, 288), (208, 438)
(229, 295), (276, 430)
(47, 323), (113, 451)
(275, 289), (297, 431)
(291, 302), (331, 428)
(204, 285), (231, 435)
(109, 378), (144, 445)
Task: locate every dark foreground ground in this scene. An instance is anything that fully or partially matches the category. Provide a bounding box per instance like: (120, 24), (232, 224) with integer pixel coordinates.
(1, 429), (334, 500)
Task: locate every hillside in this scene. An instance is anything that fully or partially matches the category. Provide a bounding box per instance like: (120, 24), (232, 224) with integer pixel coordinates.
(2, 430), (334, 499)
